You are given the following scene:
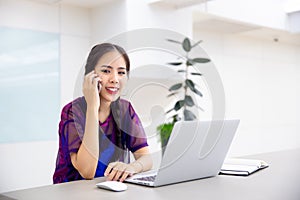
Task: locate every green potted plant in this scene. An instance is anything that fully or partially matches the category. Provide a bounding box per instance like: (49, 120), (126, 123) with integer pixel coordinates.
(157, 37), (211, 151)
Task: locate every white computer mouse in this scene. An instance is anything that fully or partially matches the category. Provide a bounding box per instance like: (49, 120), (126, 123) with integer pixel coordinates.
(96, 181), (128, 192)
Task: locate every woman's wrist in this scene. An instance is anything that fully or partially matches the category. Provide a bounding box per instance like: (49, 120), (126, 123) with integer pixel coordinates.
(86, 105), (99, 113)
(131, 161), (144, 173)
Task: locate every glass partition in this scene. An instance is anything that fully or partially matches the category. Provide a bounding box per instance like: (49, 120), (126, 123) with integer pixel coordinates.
(0, 26), (60, 143)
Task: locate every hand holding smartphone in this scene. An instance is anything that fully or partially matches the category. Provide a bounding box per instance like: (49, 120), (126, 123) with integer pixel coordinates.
(82, 70), (102, 109)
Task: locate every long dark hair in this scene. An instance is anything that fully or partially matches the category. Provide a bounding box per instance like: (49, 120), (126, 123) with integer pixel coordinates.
(84, 43), (130, 75)
(84, 43), (130, 162)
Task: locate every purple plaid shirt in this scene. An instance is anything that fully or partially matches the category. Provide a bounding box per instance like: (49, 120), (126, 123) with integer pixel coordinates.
(53, 97), (148, 184)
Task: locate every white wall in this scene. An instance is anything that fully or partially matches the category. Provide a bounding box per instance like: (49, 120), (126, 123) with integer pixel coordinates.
(196, 0), (288, 31)
(0, 0), (60, 32)
(59, 4), (91, 106)
(0, 141), (58, 193)
(193, 29), (300, 156)
(90, 0), (127, 44)
(126, 0), (193, 37)
(0, 0), (91, 193)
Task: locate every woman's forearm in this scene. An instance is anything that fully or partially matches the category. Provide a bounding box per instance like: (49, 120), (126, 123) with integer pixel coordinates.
(72, 107), (99, 179)
(131, 154), (153, 173)
(131, 147), (153, 173)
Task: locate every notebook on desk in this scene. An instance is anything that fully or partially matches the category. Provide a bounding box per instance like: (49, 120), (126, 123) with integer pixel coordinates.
(125, 119), (240, 187)
(220, 158), (269, 176)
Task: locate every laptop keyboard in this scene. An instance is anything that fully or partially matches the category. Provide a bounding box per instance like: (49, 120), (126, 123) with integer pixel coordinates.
(134, 175), (157, 182)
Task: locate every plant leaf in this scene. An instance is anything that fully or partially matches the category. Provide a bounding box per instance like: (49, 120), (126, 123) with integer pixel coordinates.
(191, 40), (202, 48)
(166, 108), (174, 114)
(169, 83), (182, 91)
(192, 88), (203, 97)
(167, 92), (178, 97)
(184, 109), (196, 121)
(186, 79), (203, 97)
(185, 95), (194, 107)
(182, 38), (191, 52)
(170, 114), (180, 122)
(157, 122), (174, 146)
(166, 38), (181, 44)
(174, 100), (185, 111)
(192, 58), (210, 63)
(185, 79), (195, 91)
(191, 72), (202, 76)
(167, 62), (183, 66)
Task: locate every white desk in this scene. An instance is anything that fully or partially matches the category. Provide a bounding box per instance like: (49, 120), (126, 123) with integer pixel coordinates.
(1, 148), (300, 200)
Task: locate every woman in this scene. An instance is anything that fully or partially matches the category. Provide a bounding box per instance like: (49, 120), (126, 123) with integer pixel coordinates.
(53, 43), (152, 184)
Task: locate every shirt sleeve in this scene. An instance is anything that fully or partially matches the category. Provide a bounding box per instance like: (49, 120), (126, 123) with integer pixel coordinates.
(59, 100), (85, 154)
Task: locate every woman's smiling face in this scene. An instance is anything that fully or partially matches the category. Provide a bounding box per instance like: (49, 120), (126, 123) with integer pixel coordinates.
(94, 51), (128, 103)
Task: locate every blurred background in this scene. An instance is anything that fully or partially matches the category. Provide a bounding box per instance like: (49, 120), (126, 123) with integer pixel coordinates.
(0, 0), (300, 193)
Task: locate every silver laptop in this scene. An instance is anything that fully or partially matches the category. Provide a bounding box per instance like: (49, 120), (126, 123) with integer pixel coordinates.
(125, 119), (240, 187)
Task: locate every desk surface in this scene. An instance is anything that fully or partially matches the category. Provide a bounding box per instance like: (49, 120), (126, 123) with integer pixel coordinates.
(1, 148), (300, 200)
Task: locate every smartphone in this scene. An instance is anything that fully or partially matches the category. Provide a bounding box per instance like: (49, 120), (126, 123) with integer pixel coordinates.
(97, 81), (102, 92)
